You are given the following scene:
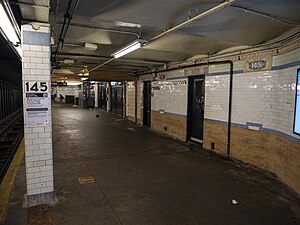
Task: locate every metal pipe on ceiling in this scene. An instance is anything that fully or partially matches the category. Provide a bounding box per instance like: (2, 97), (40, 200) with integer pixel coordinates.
(89, 0), (236, 72)
(57, 23), (141, 39)
(231, 5), (300, 26)
(149, 0), (236, 42)
(59, 52), (166, 65)
(90, 58), (115, 72)
(163, 29), (300, 71)
(52, 0), (61, 33)
(53, 0), (79, 64)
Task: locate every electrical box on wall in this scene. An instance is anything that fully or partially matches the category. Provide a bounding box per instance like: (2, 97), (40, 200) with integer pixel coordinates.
(294, 69), (300, 135)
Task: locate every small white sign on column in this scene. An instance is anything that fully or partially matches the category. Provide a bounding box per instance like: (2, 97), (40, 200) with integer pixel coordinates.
(24, 81), (50, 125)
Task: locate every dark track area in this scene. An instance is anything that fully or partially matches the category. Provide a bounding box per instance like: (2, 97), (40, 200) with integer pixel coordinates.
(0, 109), (23, 183)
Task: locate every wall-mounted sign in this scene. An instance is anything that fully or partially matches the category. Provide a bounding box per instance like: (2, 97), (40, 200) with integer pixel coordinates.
(249, 60), (266, 70)
(26, 93), (49, 124)
(293, 69), (300, 135)
(244, 56), (272, 72)
(24, 81), (50, 124)
(25, 81), (49, 93)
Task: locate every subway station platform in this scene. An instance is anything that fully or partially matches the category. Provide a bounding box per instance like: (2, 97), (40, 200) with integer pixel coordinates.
(3, 104), (300, 225)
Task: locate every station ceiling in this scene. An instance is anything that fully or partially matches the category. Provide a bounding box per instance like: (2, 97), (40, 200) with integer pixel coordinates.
(11, 0), (300, 78)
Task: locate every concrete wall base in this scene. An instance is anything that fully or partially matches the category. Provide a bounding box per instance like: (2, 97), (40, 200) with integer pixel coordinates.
(22, 192), (56, 208)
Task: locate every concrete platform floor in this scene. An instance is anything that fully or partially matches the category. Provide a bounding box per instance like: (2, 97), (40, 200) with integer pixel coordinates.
(3, 104), (300, 225)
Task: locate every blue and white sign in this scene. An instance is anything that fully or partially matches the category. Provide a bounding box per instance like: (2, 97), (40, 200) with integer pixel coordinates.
(294, 69), (300, 135)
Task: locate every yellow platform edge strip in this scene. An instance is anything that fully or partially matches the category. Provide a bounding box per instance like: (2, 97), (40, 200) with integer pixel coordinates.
(0, 139), (25, 224)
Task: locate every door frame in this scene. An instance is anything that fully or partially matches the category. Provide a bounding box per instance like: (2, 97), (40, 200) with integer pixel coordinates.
(143, 81), (151, 127)
(111, 82), (123, 116)
(187, 75), (205, 143)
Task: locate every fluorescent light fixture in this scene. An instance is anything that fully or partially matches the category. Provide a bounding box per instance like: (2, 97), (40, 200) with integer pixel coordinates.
(115, 21), (141, 28)
(84, 42), (98, 51)
(0, 2), (21, 57)
(112, 39), (148, 59)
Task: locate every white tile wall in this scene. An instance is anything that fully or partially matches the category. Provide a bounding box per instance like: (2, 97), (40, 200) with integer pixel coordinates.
(204, 75), (229, 122)
(137, 47), (300, 143)
(22, 24), (54, 196)
(56, 86), (80, 98)
(204, 48), (300, 141)
(273, 48), (300, 67)
(152, 79), (188, 115)
(230, 68), (296, 138)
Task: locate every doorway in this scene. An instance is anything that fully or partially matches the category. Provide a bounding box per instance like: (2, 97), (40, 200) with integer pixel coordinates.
(111, 82), (123, 116)
(187, 76), (205, 144)
(143, 81), (151, 127)
(98, 83), (107, 110)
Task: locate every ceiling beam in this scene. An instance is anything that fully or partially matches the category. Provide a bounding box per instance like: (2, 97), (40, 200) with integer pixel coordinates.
(89, 70), (134, 81)
(58, 52), (166, 65)
(56, 23), (141, 39)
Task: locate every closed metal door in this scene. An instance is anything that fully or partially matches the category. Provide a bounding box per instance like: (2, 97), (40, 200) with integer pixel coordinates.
(188, 78), (205, 143)
(143, 81), (151, 127)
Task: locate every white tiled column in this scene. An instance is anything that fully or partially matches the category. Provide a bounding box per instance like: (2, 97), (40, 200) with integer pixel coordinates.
(21, 23), (55, 206)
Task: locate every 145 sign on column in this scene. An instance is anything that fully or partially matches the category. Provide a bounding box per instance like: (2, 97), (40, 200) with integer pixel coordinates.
(25, 81), (48, 93)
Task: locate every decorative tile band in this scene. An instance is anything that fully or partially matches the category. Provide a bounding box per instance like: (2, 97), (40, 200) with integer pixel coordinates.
(272, 60), (300, 71)
(207, 70), (244, 76)
(161, 60), (300, 80)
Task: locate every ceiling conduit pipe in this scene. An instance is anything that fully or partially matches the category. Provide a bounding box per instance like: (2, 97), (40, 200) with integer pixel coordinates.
(52, 0), (61, 33)
(149, 0), (236, 42)
(135, 60), (234, 157)
(230, 5), (300, 26)
(57, 23), (141, 39)
(53, 0), (79, 65)
(89, 0), (236, 72)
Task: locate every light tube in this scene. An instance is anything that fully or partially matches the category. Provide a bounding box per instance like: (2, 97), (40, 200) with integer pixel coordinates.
(112, 39), (148, 59)
(0, 2), (21, 57)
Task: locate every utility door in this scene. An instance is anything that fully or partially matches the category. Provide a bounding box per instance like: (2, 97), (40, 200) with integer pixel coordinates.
(143, 81), (151, 127)
(98, 83), (107, 110)
(188, 77), (205, 143)
(111, 82), (123, 116)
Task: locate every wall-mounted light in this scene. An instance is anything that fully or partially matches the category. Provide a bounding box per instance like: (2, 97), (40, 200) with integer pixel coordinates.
(84, 42), (98, 51)
(112, 39), (148, 59)
(0, 1), (21, 57)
